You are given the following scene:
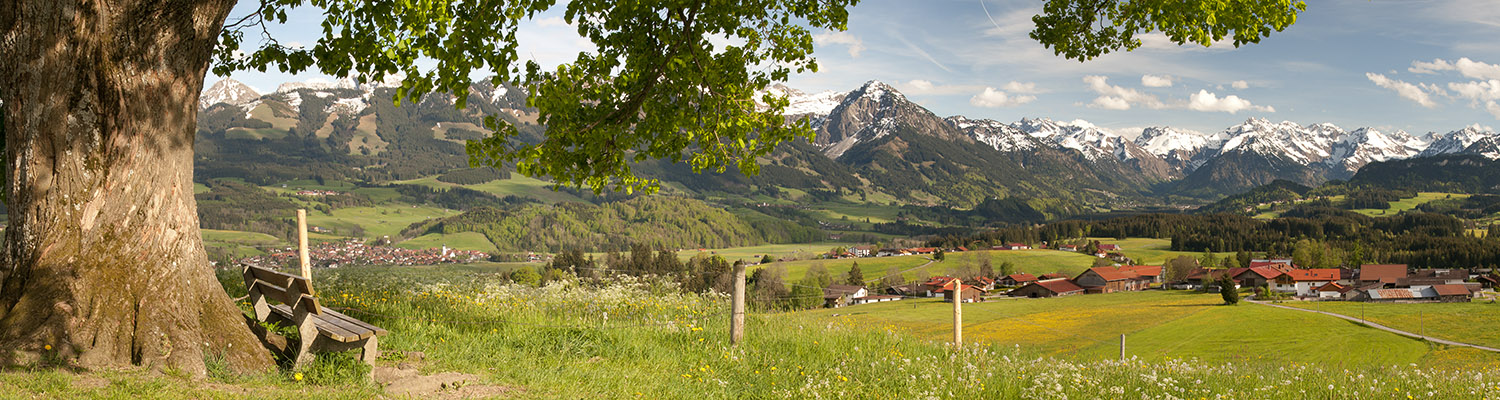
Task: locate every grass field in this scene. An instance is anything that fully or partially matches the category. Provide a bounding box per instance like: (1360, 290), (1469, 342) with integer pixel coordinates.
(8, 266), (1500, 398)
(943, 249), (1099, 277)
(672, 242), (850, 263)
(396, 232), (499, 253)
(1350, 192), (1469, 217)
(1084, 237), (1236, 265)
(201, 229), (284, 258)
(1285, 300), (1500, 349)
(763, 255), (935, 283)
(304, 206), (462, 240)
(809, 290), (1499, 369)
(395, 175), (587, 204)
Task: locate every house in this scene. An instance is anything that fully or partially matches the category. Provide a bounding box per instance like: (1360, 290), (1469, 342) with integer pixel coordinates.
(998, 273), (1038, 287)
(1248, 259), (1295, 269)
(1316, 282), (1346, 299)
(1181, 268), (1246, 290)
(1401, 269), (1469, 286)
(1074, 267), (1151, 293)
(1478, 274), (1500, 288)
(852, 294), (903, 305)
(1059, 244), (1079, 252)
(1009, 278), (1085, 298)
(1233, 267), (1283, 289)
(1005, 243), (1031, 250)
(907, 247), (937, 255)
(1273, 269), (1341, 297)
(876, 248), (909, 257)
(1097, 244), (1122, 251)
(921, 276), (959, 297)
(1359, 264), (1408, 285)
(888, 282), (924, 297)
(851, 245), (877, 258)
(823, 285), (868, 308)
(1432, 284), (1475, 302)
(971, 276), (997, 291)
(1118, 265), (1164, 284)
(935, 281), (985, 303)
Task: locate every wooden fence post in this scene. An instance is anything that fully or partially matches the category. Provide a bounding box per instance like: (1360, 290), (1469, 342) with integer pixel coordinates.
(297, 209), (311, 279)
(1119, 334), (1125, 361)
(953, 278), (962, 349)
(731, 261), (746, 346)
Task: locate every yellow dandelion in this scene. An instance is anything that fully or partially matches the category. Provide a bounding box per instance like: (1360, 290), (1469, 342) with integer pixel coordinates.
(43, 345), (52, 351)
(294, 372), (304, 381)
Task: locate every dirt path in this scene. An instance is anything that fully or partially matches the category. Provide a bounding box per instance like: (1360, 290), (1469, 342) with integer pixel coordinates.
(1248, 300), (1500, 353)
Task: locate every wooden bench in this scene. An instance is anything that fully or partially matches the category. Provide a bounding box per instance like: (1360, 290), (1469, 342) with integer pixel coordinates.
(242, 265), (387, 368)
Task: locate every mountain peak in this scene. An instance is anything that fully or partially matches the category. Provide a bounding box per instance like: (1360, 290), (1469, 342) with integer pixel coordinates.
(199, 78), (261, 110)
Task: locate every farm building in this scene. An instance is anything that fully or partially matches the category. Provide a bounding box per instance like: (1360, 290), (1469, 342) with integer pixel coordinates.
(1401, 269), (1469, 286)
(935, 281), (985, 303)
(1359, 264), (1408, 285)
(1008, 279), (1085, 298)
(1432, 284), (1476, 302)
(1273, 269), (1341, 297)
(1233, 266), (1282, 288)
(1058, 245), (1079, 252)
(852, 295), (902, 305)
(1316, 282), (1347, 299)
(823, 285), (868, 308)
(1118, 265), (1164, 284)
(1075, 267), (1152, 293)
(998, 273), (1038, 287)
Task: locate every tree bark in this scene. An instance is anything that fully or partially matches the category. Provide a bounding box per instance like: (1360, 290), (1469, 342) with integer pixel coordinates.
(0, 0), (275, 374)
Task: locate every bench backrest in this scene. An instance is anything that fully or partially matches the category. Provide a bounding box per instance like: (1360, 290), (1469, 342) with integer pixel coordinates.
(243, 265), (322, 315)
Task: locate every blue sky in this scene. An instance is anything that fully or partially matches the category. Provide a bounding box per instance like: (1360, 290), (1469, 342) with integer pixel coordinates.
(217, 0), (1500, 137)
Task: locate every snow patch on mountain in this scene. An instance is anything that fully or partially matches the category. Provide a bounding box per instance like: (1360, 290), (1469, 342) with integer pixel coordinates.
(199, 79), (261, 110)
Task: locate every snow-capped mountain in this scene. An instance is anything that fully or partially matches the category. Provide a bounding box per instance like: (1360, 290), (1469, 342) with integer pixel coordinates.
(199, 79), (261, 110)
(816, 80), (965, 159)
(1134, 126), (1212, 170)
(1008, 118), (1152, 162)
(759, 83), (847, 117)
(1328, 128), (1423, 172)
(1418, 126), (1491, 158)
(945, 116), (1038, 152)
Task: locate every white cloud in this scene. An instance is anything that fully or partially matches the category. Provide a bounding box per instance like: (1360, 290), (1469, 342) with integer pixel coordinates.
(1448, 79), (1500, 102)
(897, 80), (982, 95)
(1488, 102), (1500, 119)
(1231, 80), (1250, 90)
(535, 16), (569, 28)
(907, 79), (934, 91)
(1409, 57), (1500, 80)
(1367, 73), (1443, 108)
(1089, 96), (1131, 110)
(1002, 81), (1041, 94)
(1083, 75), (1164, 110)
(969, 87), (1036, 108)
(1187, 90), (1274, 113)
(1141, 74), (1174, 87)
(813, 30), (865, 58)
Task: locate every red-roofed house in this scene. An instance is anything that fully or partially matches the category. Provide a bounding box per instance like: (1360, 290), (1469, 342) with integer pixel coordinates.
(1316, 282), (1346, 299)
(1274, 269), (1341, 297)
(1359, 264), (1408, 285)
(935, 281), (985, 303)
(922, 276), (957, 297)
(972, 276), (997, 291)
(1008, 279), (1085, 298)
(1119, 265), (1164, 284)
(1006, 243), (1031, 250)
(1059, 244), (1079, 252)
(998, 273), (1038, 287)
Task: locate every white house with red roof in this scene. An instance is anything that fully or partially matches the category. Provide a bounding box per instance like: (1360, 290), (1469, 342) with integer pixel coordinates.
(1273, 269), (1341, 297)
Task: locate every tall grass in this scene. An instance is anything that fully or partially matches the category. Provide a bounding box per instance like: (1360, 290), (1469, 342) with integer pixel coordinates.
(5, 266), (1498, 398)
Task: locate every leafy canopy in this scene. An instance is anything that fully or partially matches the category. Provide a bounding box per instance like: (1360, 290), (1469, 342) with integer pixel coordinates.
(1031, 0), (1306, 61)
(212, 0), (1306, 192)
(214, 0), (857, 193)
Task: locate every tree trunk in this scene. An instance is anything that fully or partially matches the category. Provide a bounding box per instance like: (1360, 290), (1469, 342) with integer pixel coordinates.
(0, 0), (275, 374)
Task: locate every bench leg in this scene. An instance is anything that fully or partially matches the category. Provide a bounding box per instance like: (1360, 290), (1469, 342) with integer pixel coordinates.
(360, 335), (379, 366)
(293, 320), (318, 369)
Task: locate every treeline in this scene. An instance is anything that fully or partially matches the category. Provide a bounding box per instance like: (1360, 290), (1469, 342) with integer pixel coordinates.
(933, 211), (1500, 269)
(196, 180), (300, 240)
(406, 196), (819, 252)
(502, 246), (738, 296)
(435, 167), (508, 184)
(390, 183), (532, 210)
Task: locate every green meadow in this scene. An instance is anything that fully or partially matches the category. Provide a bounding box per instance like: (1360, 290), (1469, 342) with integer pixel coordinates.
(1286, 300), (1500, 349)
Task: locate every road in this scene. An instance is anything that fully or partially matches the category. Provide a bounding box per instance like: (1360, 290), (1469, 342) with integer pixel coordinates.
(1248, 299), (1500, 353)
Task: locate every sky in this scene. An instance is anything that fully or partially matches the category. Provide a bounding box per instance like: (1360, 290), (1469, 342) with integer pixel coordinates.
(216, 0), (1500, 138)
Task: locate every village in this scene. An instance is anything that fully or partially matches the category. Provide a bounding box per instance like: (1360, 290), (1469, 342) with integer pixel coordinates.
(235, 239), (489, 269)
(813, 243), (1499, 308)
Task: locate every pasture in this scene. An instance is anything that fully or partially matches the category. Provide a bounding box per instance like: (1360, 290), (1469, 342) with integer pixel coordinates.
(1285, 300), (1500, 349)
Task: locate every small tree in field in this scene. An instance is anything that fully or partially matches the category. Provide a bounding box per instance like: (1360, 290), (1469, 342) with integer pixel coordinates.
(1218, 275), (1240, 305)
(934, 249), (946, 261)
(846, 262), (865, 286)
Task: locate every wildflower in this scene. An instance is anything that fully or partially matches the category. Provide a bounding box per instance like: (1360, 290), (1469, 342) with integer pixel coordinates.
(839, 375), (848, 382)
(294, 372), (304, 381)
(43, 345), (51, 351)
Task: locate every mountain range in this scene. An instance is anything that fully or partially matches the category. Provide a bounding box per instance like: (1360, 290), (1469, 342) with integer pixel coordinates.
(196, 77), (1500, 214)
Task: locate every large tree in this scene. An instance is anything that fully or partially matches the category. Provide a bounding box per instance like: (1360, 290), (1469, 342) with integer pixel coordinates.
(0, 0), (1306, 374)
